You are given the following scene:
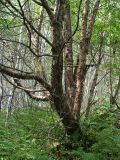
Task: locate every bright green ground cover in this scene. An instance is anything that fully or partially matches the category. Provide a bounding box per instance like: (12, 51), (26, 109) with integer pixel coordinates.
(0, 106), (120, 160)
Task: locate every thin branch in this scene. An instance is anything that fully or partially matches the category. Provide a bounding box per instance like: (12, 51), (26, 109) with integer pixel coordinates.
(87, 0), (100, 38)
(40, 0), (54, 22)
(2, 0), (54, 48)
(4, 75), (47, 93)
(32, 0), (54, 22)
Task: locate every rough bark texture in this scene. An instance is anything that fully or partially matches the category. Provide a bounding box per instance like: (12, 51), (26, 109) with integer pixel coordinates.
(73, 0), (100, 121)
(73, 0), (90, 120)
(64, 0), (75, 112)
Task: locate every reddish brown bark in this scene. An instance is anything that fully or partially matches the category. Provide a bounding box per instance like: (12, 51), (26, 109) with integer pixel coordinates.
(64, 0), (75, 112)
(73, 0), (100, 121)
(73, 0), (90, 120)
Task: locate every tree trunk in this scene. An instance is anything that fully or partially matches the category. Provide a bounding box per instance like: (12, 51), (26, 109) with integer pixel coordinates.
(64, 0), (75, 112)
(73, 0), (90, 120)
(51, 1), (80, 135)
(86, 32), (104, 117)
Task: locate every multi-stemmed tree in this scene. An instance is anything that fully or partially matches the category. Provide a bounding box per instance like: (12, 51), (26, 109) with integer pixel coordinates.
(0, 0), (100, 135)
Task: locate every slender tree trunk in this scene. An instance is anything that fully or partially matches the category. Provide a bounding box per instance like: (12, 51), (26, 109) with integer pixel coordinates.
(86, 32), (103, 117)
(0, 75), (4, 111)
(73, 0), (100, 121)
(85, 67), (98, 117)
(6, 87), (16, 120)
(64, 0), (75, 112)
(73, 0), (90, 120)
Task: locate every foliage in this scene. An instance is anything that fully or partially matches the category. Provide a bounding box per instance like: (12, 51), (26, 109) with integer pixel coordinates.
(0, 108), (58, 160)
(52, 105), (120, 160)
(0, 105), (120, 160)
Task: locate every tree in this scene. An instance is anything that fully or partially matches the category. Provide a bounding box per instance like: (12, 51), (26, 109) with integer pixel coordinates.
(0, 0), (100, 135)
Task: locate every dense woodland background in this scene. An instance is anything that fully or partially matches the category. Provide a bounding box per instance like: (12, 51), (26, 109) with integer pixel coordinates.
(0, 0), (120, 159)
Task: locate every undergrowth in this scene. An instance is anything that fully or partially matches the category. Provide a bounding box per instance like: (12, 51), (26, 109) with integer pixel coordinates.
(0, 105), (120, 160)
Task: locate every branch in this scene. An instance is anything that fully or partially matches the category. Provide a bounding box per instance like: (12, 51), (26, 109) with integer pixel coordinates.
(25, 92), (50, 101)
(3, 75), (46, 93)
(14, 78), (50, 101)
(0, 63), (52, 92)
(0, 37), (37, 57)
(2, 0), (54, 48)
(32, 0), (54, 22)
(17, 0), (32, 49)
(40, 0), (54, 22)
(3, 75), (50, 101)
(96, 71), (109, 85)
(0, 38), (56, 58)
(32, 0), (41, 6)
(87, 0), (100, 38)
(0, 64), (34, 79)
